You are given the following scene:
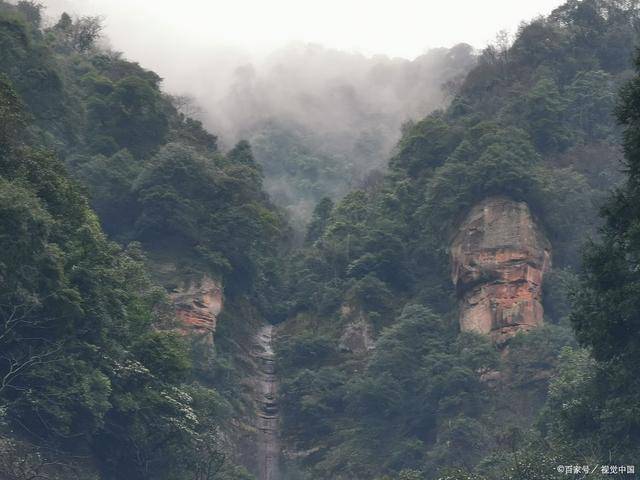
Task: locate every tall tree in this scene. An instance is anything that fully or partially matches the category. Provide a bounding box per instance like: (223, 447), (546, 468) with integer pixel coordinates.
(570, 51), (640, 455)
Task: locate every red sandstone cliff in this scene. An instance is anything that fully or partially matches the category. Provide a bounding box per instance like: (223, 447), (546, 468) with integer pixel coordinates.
(170, 275), (223, 344)
(450, 197), (551, 344)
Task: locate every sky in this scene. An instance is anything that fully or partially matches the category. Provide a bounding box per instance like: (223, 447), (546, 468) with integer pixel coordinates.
(36, 0), (570, 216)
(41, 0), (566, 60)
(38, 0), (568, 111)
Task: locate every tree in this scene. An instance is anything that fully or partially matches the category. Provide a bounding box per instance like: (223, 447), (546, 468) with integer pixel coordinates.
(16, 1), (42, 28)
(566, 70), (616, 139)
(0, 59), (234, 480)
(75, 149), (140, 235)
(87, 75), (169, 157)
(572, 53), (640, 371)
(0, 76), (24, 153)
(305, 197), (333, 244)
(53, 13), (104, 53)
(423, 124), (541, 236)
(515, 74), (571, 152)
(569, 51), (640, 458)
(389, 116), (461, 176)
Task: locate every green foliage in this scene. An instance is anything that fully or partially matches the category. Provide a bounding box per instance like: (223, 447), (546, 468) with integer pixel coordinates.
(0, 9), (76, 140)
(58, 14), (103, 53)
(422, 124), (541, 235)
(73, 149), (140, 233)
(4, 0), (640, 478)
(0, 0), (285, 307)
(276, 333), (335, 372)
(542, 269), (579, 324)
(566, 69), (616, 139)
(0, 0), (283, 303)
(249, 120), (351, 229)
(390, 116), (462, 176)
(345, 274), (394, 322)
(501, 325), (576, 395)
(305, 197), (333, 244)
(86, 75), (169, 157)
(565, 49), (640, 461)
(515, 74), (572, 153)
(280, 1), (637, 477)
(0, 6), (261, 477)
(133, 331), (192, 383)
(539, 347), (600, 453)
(0, 89), (211, 478)
(0, 74), (25, 151)
(279, 366), (348, 446)
(278, 305), (500, 478)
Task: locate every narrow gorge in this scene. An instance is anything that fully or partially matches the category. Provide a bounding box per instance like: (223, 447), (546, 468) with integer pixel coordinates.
(3, 0), (639, 476)
(252, 324), (281, 480)
(169, 275), (282, 480)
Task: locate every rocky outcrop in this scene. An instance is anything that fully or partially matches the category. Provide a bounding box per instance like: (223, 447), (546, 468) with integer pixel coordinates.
(170, 275), (223, 344)
(450, 197), (551, 344)
(338, 304), (375, 355)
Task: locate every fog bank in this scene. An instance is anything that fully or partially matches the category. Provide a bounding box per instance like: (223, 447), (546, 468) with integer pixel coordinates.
(38, 0), (562, 227)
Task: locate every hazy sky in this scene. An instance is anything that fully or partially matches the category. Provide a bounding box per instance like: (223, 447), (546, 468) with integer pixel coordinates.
(42, 0), (566, 59)
(38, 0), (567, 104)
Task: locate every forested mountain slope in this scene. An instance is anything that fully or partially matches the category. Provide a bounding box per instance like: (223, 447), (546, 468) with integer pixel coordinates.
(3, 0), (640, 480)
(274, 1), (639, 478)
(0, 2), (285, 478)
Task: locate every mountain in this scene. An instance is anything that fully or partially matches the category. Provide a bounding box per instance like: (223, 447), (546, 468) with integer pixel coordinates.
(0, 2), (282, 478)
(205, 43), (476, 231)
(2, 0), (640, 479)
(274, 0), (637, 477)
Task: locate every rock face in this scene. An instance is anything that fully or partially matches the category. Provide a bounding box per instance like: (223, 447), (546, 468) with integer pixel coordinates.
(450, 197), (551, 344)
(338, 305), (375, 355)
(339, 320), (375, 354)
(170, 275), (223, 344)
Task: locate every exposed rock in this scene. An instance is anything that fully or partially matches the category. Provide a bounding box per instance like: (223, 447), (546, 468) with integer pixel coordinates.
(170, 275), (223, 344)
(339, 320), (375, 354)
(338, 305), (375, 354)
(282, 445), (322, 460)
(450, 197), (551, 344)
(479, 369), (503, 386)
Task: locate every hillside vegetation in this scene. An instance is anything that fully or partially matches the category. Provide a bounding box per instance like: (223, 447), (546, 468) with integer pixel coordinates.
(274, 1), (639, 478)
(0, 2), (284, 478)
(2, 0), (640, 479)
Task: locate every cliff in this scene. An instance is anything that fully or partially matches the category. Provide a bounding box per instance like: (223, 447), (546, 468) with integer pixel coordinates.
(170, 275), (223, 344)
(450, 197), (551, 344)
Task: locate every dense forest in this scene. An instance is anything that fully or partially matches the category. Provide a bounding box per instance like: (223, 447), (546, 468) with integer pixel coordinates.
(1, 0), (640, 479)
(0, 1), (283, 478)
(274, 0), (640, 478)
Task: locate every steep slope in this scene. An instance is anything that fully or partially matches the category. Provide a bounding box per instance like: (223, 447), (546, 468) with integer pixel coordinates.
(0, 2), (285, 479)
(0, 61), (243, 480)
(275, 1), (633, 478)
(4, 0), (640, 479)
(253, 324), (281, 480)
(451, 197), (552, 344)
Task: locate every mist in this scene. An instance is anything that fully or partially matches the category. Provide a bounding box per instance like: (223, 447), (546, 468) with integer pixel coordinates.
(39, 0), (565, 228)
(203, 43), (476, 227)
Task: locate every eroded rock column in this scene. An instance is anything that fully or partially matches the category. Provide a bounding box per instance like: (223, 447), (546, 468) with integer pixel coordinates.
(450, 197), (551, 344)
